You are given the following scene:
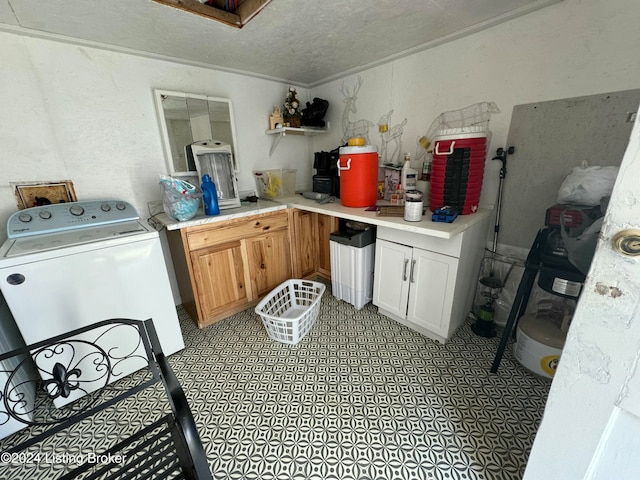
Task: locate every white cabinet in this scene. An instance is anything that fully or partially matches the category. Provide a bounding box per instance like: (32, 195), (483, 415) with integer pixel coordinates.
(373, 218), (489, 343)
(406, 247), (458, 333)
(373, 240), (411, 318)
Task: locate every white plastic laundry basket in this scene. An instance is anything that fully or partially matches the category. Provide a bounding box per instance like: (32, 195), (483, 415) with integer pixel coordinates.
(255, 279), (325, 344)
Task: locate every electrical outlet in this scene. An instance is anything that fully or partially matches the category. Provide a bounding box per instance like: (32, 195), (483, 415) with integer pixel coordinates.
(627, 112), (637, 123)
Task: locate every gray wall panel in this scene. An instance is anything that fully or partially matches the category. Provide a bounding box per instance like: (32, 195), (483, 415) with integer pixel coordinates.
(500, 89), (640, 250)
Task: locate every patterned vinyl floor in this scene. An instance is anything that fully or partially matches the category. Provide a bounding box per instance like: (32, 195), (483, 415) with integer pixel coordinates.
(0, 283), (550, 480)
(172, 284), (550, 480)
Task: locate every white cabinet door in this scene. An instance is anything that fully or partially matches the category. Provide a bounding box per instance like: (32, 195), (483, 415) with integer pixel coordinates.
(373, 239), (411, 318)
(406, 247), (458, 336)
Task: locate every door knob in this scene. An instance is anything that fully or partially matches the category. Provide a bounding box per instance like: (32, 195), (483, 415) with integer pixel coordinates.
(612, 229), (640, 256)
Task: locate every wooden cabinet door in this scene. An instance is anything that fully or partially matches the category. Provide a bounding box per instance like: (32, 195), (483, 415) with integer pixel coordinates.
(317, 214), (339, 279)
(373, 239), (411, 318)
(406, 247), (458, 336)
(247, 229), (292, 298)
(291, 209), (318, 279)
(189, 240), (251, 324)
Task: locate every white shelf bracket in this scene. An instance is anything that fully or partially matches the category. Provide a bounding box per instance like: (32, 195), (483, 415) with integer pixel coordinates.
(269, 131), (285, 157)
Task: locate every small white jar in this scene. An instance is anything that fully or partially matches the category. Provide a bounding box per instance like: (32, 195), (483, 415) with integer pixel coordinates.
(404, 190), (423, 222)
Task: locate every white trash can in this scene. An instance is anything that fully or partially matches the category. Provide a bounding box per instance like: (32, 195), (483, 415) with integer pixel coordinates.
(330, 225), (376, 309)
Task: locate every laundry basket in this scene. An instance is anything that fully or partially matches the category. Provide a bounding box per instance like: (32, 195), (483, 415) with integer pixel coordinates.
(255, 279), (325, 344)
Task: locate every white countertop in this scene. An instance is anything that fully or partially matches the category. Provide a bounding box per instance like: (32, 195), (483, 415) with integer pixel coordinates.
(151, 195), (492, 240)
(149, 199), (286, 231)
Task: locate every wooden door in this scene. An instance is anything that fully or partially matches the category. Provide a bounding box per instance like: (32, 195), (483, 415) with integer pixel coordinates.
(247, 230), (292, 298)
(291, 209), (318, 279)
(317, 214), (339, 279)
(189, 240), (250, 325)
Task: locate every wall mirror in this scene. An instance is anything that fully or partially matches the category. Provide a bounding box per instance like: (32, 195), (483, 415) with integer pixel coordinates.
(154, 89), (239, 176)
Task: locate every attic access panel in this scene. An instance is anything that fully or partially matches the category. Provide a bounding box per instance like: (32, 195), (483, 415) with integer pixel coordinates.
(152, 0), (272, 28)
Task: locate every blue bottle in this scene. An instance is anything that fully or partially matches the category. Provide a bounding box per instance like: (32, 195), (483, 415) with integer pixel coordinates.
(201, 174), (220, 216)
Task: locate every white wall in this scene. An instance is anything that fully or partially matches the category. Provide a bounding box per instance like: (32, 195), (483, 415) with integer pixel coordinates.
(310, 0), (640, 247)
(0, 32), (314, 242)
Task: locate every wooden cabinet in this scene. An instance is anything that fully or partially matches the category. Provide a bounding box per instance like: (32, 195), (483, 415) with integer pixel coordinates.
(167, 210), (292, 328)
(189, 240), (250, 322)
(247, 229), (292, 297)
(290, 209), (338, 280)
(290, 209), (318, 278)
(373, 218), (489, 343)
(317, 213), (339, 279)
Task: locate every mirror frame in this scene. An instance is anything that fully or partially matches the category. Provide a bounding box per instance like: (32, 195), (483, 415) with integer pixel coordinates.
(154, 89), (240, 177)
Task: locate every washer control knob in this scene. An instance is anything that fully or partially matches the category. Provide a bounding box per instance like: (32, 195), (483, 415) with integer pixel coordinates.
(100, 203), (111, 212)
(39, 210), (52, 220)
(613, 229), (640, 257)
(18, 213), (32, 223)
(69, 205), (85, 216)
(115, 202), (126, 211)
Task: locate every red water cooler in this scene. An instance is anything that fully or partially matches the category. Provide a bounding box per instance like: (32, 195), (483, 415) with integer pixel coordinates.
(338, 145), (379, 207)
(429, 127), (487, 214)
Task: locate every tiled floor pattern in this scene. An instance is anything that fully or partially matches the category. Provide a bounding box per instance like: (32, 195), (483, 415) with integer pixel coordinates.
(173, 285), (550, 480)
(0, 284), (550, 479)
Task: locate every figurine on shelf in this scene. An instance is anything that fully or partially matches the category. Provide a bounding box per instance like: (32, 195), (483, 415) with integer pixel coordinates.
(269, 105), (284, 130)
(283, 86), (302, 128)
(301, 97), (329, 128)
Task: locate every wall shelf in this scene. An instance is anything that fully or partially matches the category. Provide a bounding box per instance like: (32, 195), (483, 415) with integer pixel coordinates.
(265, 124), (329, 156)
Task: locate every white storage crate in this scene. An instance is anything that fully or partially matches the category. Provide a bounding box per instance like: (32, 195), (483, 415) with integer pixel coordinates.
(255, 279), (325, 344)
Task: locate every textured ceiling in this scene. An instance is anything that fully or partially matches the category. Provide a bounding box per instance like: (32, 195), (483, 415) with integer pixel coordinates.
(0, 0), (560, 86)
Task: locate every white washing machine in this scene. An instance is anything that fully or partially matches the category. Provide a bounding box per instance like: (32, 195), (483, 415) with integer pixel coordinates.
(0, 291), (34, 438)
(0, 199), (184, 406)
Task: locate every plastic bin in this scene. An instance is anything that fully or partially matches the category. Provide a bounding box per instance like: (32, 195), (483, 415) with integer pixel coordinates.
(253, 168), (297, 199)
(330, 225), (376, 309)
(255, 279), (325, 344)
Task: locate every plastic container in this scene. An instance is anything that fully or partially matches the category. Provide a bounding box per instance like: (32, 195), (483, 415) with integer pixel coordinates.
(429, 127), (488, 215)
(515, 315), (566, 379)
(255, 280), (325, 345)
(253, 169), (297, 199)
(201, 174), (220, 216)
(401, 153), (418, 192)
(330, 227), (376, 309)
(404, 190), (423, 222)
(338, 145), (378, 207)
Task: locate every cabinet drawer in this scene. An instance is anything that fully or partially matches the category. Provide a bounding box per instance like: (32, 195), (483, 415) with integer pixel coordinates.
(186, 211), (289, 250)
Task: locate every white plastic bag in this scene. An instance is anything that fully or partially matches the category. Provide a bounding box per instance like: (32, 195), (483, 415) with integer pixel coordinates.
(557, 161), (618, 206)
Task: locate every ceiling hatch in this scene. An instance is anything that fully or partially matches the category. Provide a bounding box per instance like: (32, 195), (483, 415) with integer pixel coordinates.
(151, 0), (272, 28)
